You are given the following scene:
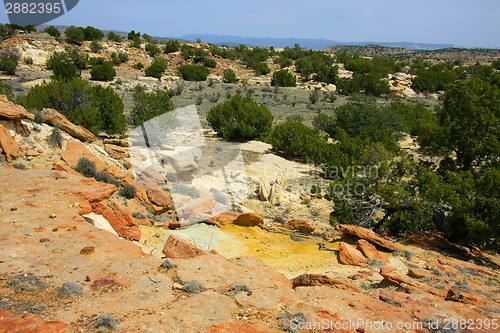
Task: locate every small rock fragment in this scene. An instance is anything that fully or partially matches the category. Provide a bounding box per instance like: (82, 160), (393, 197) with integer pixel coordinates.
(57, 282), (85, 297)
(182, 280), (205, 294)
(80, 246), (95, 255)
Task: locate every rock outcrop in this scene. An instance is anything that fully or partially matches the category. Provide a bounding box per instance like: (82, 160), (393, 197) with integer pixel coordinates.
(338, 242), (368, 267)
(284, 219), (315, 235)
(0, 95), (35, 121)
(61, 139), (107, 172)
(268, 170), (287, 205)
(291, 273), (359, 292)
(335, 224), (402, 251)
(41, 108), (95, 142)
(162, 234), (209, 259)
(356, 239), (388, 265)
(233, 212), (264, 227)
(0, 310), (68, 333)
(0, 125), (19, 162)
(91, 200), (141, 241)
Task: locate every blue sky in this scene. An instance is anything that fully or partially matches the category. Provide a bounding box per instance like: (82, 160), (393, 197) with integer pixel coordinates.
(1, 0), (499, 48)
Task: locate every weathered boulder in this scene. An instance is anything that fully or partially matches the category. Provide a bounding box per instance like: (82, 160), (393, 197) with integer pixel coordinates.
(91, 200), (141, 241)
(356, 239), (388, 265)
(165, 147), (202, 182)
(41, 108), (95, 142)
(335, 224), (402, 251)
(52, 161), (80, 176)
(338, 242), (367, 267)
(0, 125), (19, 162)
(257, 176), (270, 201)
(0, 95), (35, 121)
(147, 189), (174, 210)
(379, 267), (448, 297)
(162, 234), (208, 259)
(205, 211), (240, 226)
(291, 273), (359, 292)
(446, 287), (499, 308)
(61, 139), (107, 172)
(268, 170), (287, 205)
(104, 143), (129, 159)
(233, 212), (264, 227)
(76, 177), (117, 202)
(0, 310), (68, 333)
(104, 138), (129, 147)
(284, 219), (315, 235)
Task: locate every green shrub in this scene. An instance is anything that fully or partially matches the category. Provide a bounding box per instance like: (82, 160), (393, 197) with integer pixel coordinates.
(107, 31), (122, 42)
(64, 26), (85, 45)
(90, 62), (116, 81)
(120, 184), (137, 199)
(269, 119), (328, 159)
(0, 79), (13, 100)
(47, 48), (88, 71)
(131, 89), (174, 125)
(164, 40), (180, 53)
(89, 57), (105, 66)
(309, 90), (320, 104)
(44, 26), (60, 38)
(145, 57), (167, 80)
(181, 44), (194, 60)
(253, 61), (270, 75)
(118, 52), (129, 63)
(0, 56), (18, 75)
(207, 94), (273, 141)
(145, 43), (161, 57)
(89, 40), (102, 53)
(271, 69), (296, 87)
(26, 78), (126, 135)
(128, 30), (140, 40)
(53, 60), (80, 80)
(130, 37), (141, 49)
(223, 69), (237, 83)
(133, 62), (144, 70)
(203, 58), (217, 68)
(75, 157), (96, 178)
(193, 48), (208, 63)
(83, 26), (104, 41)
(23, 56), (33, 65)
(177, 64), (210, 81)
(47, 127), (64, 148)
(95, 172), (121, 187)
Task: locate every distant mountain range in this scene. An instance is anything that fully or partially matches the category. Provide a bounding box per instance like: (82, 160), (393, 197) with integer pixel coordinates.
(37, 26), (493, 50)
(179, 34), (459, 50)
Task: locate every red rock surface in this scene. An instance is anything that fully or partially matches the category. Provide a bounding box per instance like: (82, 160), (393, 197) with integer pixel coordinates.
(0, 310), (68, 333)
(338, 242), (368, 267)
(291, 273), (360, 292)
(74, 177), (117, 202)
(0, 95), (35, 121)
(146, 189), (174, 211)
(335, 224), (402, 251)
(233, 212), (264, 227)
(205, 211), (240, 226)
(162, 234), (209, 259)
(284, 219), (315, 235)
(52, 161), (80, 176)
(206, 322), (282, 333)
(41, 108), (95, 142)
(91, 201), (141, 241)
(61, 139), (107, 172)
(0, 125), (19, 162)
(356, 239), (388, 265)
(104, 143), (129, 159)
